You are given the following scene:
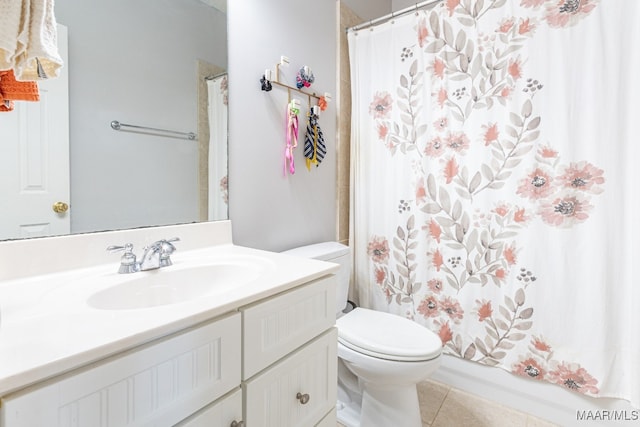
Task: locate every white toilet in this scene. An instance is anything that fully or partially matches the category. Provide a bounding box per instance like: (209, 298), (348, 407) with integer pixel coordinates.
(283, 242), (442, 427)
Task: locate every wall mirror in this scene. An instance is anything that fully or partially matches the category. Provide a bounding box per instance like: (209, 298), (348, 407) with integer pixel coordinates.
(0, 0), (228, 241)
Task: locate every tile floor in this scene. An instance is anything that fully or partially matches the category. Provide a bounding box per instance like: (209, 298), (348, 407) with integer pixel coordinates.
(338, 379), (559, 427)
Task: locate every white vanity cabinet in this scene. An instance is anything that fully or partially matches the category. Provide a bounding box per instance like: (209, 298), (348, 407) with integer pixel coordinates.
(242, 276), (337, 426)
(0, 275), (337, 427)
(1, 313), (242, 427)
(244, 330), (337, 427)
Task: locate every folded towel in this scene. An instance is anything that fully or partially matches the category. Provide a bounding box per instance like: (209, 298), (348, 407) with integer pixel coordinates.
(0, 69), (39, 100)
(0, 1), (29, 71)
(14, 0), (63, 80)
(0, 100), (15, 112)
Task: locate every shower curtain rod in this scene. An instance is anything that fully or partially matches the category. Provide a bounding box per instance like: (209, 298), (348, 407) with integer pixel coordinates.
(205, 71), (227, 81)
(347, 0), (444, 32)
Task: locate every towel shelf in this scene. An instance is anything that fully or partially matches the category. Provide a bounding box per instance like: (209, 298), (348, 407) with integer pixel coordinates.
(110, 120), (197, 141)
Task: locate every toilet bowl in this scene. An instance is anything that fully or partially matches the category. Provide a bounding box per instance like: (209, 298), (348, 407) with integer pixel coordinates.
(283, 242), (442, 427)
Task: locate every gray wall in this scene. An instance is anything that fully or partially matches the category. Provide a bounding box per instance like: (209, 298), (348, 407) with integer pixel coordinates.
(227, 0), (337, 251)
(343, 0), (391, 21)
(55, 0), (227, 234)
(392, 0), (423, 12)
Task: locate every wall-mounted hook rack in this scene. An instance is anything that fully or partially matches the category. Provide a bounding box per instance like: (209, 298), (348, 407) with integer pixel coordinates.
(262, 56), (331, 108)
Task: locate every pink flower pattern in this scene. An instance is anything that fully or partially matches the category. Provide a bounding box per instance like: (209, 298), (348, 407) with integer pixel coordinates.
(368, 236), (390, 263)
(482, 123), (499, 146)
(497, 17), (515, 33)
(428, 278), (444, 294)
(544, 0), (599, 28)
(558, 161), (605, 194)
(365, 0), (604, 399)
(539, 193), (593, 227)
(513, 357), (546, 380)
(518, 18), (537, 35)
(417, 18), (429, 47)
(538, 144), (558, 159)
(417, 295), (440, 318)
(439, 296), (465, 323)
(369, 92), (393, 119)
(425, 136), (446, 157)
(548, 362), (600, 394)
(377, 123), (389, 140)
(517, 167), (555, 200)
(445, 132), (470, 154)
(475, 299), (493, 322)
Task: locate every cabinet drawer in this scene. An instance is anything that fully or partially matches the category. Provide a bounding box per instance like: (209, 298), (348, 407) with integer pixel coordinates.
(176, 388), (242, 427)
(1, 313), (241, 427)
(244, 328), (338, 427)
(242, 276), (336, 379)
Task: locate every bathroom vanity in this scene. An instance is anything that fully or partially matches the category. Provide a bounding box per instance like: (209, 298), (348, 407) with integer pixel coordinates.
(0, 221), (338, 426)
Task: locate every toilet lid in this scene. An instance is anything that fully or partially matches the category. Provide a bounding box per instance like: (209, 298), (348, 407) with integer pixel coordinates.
(336, 308), (442, 362)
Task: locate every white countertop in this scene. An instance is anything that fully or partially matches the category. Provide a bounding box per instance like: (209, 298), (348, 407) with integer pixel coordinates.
(0, 243), (338, 396)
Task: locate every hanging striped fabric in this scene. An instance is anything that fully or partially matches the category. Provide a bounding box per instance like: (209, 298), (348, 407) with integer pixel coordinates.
(304, 112), (326, 171)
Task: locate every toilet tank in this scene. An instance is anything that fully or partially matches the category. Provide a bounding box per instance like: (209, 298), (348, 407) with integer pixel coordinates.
(282, 242), (350, 317)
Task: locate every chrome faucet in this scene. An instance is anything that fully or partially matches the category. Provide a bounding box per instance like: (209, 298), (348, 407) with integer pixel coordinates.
(139, 238), (179, 270)
(107, 238), (180, 274)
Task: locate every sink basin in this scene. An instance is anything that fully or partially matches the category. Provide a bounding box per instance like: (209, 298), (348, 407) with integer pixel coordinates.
(87, 262), (264, 310)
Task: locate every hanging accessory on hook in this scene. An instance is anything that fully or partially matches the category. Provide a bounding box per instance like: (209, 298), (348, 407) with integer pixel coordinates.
(284, 99), (300, 175)
(318, 92), (332, 112)
(318, 96), (327, 112)
(296, 65), (315, 89)
(260, 69), (273, 92)
(318, 97), (327, 111)
(304, 106), (326, 171)
(260, 75), (272, 91)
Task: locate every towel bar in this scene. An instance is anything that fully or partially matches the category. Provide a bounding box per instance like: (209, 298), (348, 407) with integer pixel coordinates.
(110, 120), (197, 141)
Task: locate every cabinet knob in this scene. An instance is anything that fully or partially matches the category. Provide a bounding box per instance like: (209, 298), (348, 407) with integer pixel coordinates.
(296, 392), (310, 405)
(230, 421), (244, 427)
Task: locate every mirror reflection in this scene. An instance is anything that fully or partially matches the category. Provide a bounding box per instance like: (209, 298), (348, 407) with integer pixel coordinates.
(0, 0), (228, 241)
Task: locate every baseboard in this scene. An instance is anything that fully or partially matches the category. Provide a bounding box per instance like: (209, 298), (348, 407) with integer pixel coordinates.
(431, 355), (638, 426)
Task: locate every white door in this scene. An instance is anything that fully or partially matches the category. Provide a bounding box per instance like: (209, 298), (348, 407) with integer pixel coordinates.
(0, 25), (69, 240)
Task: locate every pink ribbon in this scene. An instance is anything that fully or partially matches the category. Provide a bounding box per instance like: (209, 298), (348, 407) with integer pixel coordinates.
(285, 107), (298, 175)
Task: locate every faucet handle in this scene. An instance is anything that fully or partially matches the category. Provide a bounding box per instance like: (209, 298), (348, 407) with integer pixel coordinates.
(163, 237), (180, 245)
(158, 237), (180, 267)
(106, 243), (139, 274)
(106, 243), (133, 253)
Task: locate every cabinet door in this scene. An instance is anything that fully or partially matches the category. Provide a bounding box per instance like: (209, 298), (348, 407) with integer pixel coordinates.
(244, 328), (337, 427)
(242, 277), (336, 379)
(176, 388), (242, 427)
(1, 313), (241, 427)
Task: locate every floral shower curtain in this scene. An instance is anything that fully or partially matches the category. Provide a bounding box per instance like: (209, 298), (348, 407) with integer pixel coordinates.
(207, 74), (229, 221)
(349, 0), (639, 405)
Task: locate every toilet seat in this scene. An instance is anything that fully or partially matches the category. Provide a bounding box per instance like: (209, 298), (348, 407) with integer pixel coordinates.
(336, 308), (442, 362)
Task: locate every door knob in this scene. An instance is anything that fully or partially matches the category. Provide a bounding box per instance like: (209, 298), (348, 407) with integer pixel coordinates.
(52, 201), (69, 213)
